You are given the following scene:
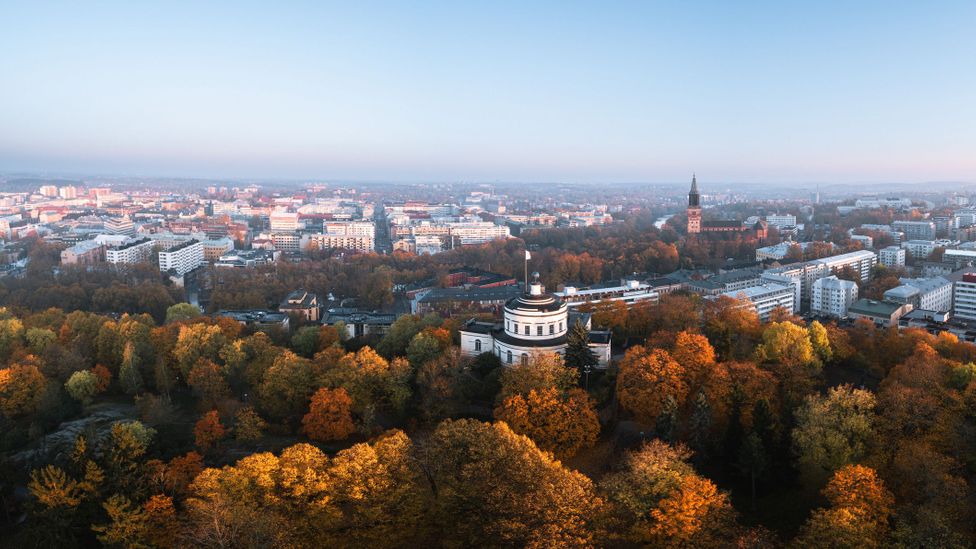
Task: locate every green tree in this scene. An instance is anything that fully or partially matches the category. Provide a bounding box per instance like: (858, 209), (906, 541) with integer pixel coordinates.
(376, 315), (423, 358)
(792, 384), (876, 484)
(291, 325), (321, 358)
(564, 319), (598, 383)
(164, 302), (201, 324)
(65, 370), (99, 405)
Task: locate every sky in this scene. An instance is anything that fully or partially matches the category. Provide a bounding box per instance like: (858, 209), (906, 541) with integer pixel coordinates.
(1, 1), (975, 184)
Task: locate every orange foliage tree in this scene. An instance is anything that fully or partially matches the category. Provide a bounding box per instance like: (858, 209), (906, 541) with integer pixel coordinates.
(617, 346), (689, 424)
(494, 387), (599, 460)
(193, 410), (226, 452)
(303, 387), (356, 441)
(795, 464), (894, 548)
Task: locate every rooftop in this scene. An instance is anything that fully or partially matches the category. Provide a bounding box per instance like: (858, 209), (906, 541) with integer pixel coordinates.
(848, 299), (905, 317)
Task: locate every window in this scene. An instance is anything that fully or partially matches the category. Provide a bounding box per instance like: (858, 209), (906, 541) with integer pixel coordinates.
(506, 350), (512, 364)
(524, 325), (529, 335)
(549, 324), (555, 335)
(537, 326), (542, 336)
(559, 321), (563, 331)
(513, 323), (518, 333)
(475, 339), (481, 352)
(521, 353), (528, 365)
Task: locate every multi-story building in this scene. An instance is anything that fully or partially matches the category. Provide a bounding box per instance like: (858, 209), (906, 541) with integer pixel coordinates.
(301, 233), (374, 253)
(39, 185), (58, 197)
(720, 282), (795, 322)
(158, 239), (204, 275)
(60, 240), (104, 265)
(811, 275), (859, 318)
(850, 234), (873, 249)
(893, 220), (936, 241)
(214, 249), (279, 268)
(879, 246), (906, 268)
(901, 240), (938, 259)
(817, 250), (877, 282)
(106, 237), (154, 265)
(848, 299), (913, 327)
(883, 277), (952, 313)
(201, 237), (235, 261)
(269, 232), (302, 253)
(58, 186), (78, 199)
(554, 278), (659, 308)
(104, 216), (135, 236)
(269, 211), (301, 232)
(943, 248), (976, 269)
(953, 273), (976, 320)
(765, 214), (797, 229)
(459, 275), (612, 367)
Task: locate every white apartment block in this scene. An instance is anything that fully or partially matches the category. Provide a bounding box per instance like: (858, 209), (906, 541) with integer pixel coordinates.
(158, 239), (204, 276)
(816, 250), (877, 282)
(884, 277), (952, 313)
(879, 246), (906, 268)
(765, 214), (797, 229)
(106, 238), (154, 265)
(301, 233), (374, 253)
(448, 222), (511, 245)
(270, 211), (301, 232)
(811, 276), (859, 318)
(721, 282), (795, 322)
(270, 232), (302, 253)
(954, 273), (976, 320)
(893, 220), (936, 241)
(901, 240), (937, 259)
(322, 221), (376, 239)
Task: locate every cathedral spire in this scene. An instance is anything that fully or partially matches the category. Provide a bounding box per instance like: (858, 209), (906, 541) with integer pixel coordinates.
(690, 173), (698, 194)
(688, 173), (700, 208)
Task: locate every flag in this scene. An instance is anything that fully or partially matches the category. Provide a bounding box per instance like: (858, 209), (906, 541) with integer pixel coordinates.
(525, 250), (531, 260)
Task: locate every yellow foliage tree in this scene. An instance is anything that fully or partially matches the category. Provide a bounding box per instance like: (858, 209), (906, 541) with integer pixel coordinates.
(617, 346), (689, 424)
(302, 387), (356, 441)
(494, 387), (599, 460)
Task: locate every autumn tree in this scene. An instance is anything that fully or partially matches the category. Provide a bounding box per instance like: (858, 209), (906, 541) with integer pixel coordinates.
(234, 406), (267, 443)
(601, 440), (738, 546)
(617, 346), (689, 424)
(303, 387), (356, 441)
(794, 464), (894, 548)
(186, 358), (231, 410)
(118, 341), (143, 395)
(494, 387), (599, 460)
(321, 346), (412, 416)
(194, 410), (226, 452)
(257, 350), (315, 423)
(496, 352), (578, 403)
(792, 384), (876, 484)
(755, 321), (822, 405)
(0, 361), (48, 418)
(423, 419), (603, 547)
(64, 370), (99, 405)
(671, 330), (717, 389)
(164, 302), (201, 324)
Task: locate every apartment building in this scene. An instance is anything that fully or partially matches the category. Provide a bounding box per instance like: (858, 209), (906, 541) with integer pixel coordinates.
(60, 240), (104, 265)
(158, 239), (204, 275)
(953, 273), (976, 320)
(893, 220), (936, 241)
(884, 277), (952, 313)
(106, 237), (154, 265)
(879, 246), (906, 268)
(720, 282), (795, 322)
(810, 276), (859, 318)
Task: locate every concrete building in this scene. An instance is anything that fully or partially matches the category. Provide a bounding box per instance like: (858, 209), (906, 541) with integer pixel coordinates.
(884, 277), (952, 313)
(269, 211), (301, 232)
(720, 282), (795, 322)
(765, 214), (798, 229)
(553, 278), (659, 308)
(850, 234), (873, 249)
(848, 299), (913, 327)
(953, 273), (976, 321)
(158, 239), (204, 275)
(879, 246), (906, 268)
(459, 275), (612, 367)
(106, 237), (154, 265)
(214, 249), (279, 268)
(201, 237), (235, 261)
(811, 276), (859, 318)
(301, 233), (374, 253)
(104, 216), (135, 236)
(944, 248), (976, 269)
(893, 220), (936, 241)
(323, 308), (397, 339)
(816, 250), (877, 282)
(60, 240), (104, 265)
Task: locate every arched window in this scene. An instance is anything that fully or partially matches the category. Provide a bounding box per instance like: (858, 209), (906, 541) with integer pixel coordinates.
(506, 350), (513, 364)
(475, 339), (482, 352)
(521, 353), (528, 365)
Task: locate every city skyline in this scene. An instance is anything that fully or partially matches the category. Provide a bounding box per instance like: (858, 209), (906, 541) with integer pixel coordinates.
(2, 1), (975, 183)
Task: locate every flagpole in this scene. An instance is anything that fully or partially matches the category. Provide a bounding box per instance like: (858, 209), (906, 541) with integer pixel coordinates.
(524, 250), (528, 293)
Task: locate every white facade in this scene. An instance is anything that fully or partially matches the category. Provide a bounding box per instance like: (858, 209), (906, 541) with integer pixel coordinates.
(301, 233), (374, 252)
(721, 282), (795, 322)
(459, 278), (612, 368)
(554, 279), (660, 308)
(815, 250), (877, 282)
(901, 240), (937, 259)
(811, 276), (859, 318)
(765, 214), (797, 229)
(893, 221), (936, 241)
(850, 234), (873, 248)
(879, 246), (906, 268)
(106, 238), (154, 265)
(270, 211), (301, 232)
(158, 240), (204, 275)
(953, 274), (976, 320)
(885, 277), (952, 312)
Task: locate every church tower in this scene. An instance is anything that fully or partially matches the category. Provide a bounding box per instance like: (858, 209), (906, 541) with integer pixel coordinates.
(687, 174), (702, 234)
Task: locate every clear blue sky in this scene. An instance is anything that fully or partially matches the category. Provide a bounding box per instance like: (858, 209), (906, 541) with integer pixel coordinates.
(1, 1), (974, 183)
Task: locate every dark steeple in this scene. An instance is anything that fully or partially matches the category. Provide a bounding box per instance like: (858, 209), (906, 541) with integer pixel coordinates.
(688, 173), (700, 207)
